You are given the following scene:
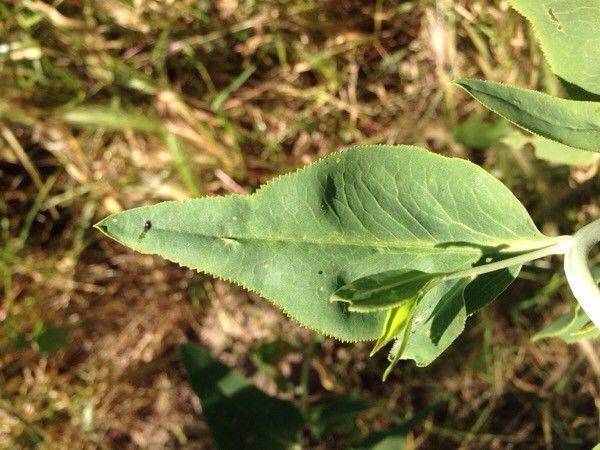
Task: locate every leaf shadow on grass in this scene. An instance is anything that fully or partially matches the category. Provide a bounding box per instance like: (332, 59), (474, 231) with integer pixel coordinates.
(181, 344), (304, 450)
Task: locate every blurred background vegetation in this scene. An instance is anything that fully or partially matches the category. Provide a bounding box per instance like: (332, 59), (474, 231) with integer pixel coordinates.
(1, 0), (599, 448)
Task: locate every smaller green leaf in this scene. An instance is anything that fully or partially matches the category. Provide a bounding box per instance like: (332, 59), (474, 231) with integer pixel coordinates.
(180, 343), (304, 450)
(308, 394), (368, 439)
(502, 130), (600, 166)
(370, 301), (414, 356)
(464, 266), (520, 315)
(503, 132), (598, 166)
(454, 79), (600, 153)
(331, 270), (442, 313)
(349, 403), (440, 450)
(531, 136), (598, 166)
(379, 271), (513, 379)
(453, 113), (513, 149)
(532, 309), (600, 344)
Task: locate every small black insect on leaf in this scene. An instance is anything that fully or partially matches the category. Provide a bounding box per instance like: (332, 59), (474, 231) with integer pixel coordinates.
(138, 220), (152, 241)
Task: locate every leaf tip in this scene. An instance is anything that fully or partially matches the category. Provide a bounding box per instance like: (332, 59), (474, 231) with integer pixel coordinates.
(450, 78), (477, 92)
(93, 217), (110, 236)
(369, 342), (385, 357)
(93, 213), (126, 244)
(329, 294), (350, 304)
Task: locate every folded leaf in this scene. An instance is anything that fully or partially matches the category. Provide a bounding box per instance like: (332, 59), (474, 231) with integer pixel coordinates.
(509, 0), (600, 96)
(370, 302), (415, 356)
(454, 79), (600, 153)
(180, 343), (304, 450)
(331, 270), (442, 312)
(378, 267), (521, 374)
(96, 145), (553, 342)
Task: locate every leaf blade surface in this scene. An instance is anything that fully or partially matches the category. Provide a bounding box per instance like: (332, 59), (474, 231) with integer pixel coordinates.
(509, 0), (600, 95)
(97, 145), (551, 341)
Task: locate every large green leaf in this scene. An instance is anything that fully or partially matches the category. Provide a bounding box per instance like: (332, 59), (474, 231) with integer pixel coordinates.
(96, 145), (553, 342)
(508, 0), (600, 95)
(454, 79), (600, 153)
(180, 343), (304, 450)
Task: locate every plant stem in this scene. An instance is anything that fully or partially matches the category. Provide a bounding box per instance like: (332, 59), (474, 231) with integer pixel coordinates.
(444, 237), (572, 281)
(300, 337), (317, 414)
(564, 218), (600, 329)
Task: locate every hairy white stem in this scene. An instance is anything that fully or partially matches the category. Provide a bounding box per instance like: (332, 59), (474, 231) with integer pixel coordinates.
(564, 218), (600, 329)
(444, 236), (572, 281)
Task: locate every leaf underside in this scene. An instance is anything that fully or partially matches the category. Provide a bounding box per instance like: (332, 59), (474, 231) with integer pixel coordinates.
(332, 269), (441, 312)
(508, 0), (600, 96)
(454, 79), (600, 154)
(532, 136), (598, 166)
(97, 145), (552, 350)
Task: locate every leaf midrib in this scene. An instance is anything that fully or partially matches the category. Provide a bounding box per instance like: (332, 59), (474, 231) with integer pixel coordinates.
(148, 226), (550, 253)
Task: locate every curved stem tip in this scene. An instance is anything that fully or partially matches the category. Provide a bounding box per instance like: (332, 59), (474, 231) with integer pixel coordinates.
(564, 218), (600, 329)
